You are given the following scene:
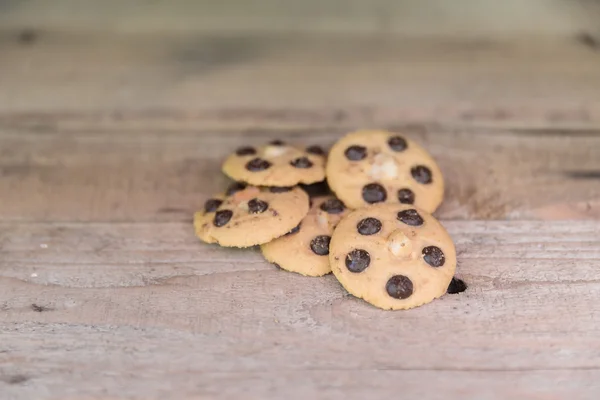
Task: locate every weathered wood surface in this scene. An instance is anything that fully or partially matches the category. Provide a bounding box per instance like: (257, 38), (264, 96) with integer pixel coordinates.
(1, 31), (600, 126)
(2, 0), (600, 399)
(2, 0), (600, 36)
(1, 221), (600, 400)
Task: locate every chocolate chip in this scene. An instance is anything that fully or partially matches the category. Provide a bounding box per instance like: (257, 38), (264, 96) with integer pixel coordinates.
(248, 198), (268, 214)
(357, 217), (382, 235)
(272, 263), (282, 270)
(362, 183), (387, 204)
(411, 165), (432, 184)
(320, 198), (345, 214)
(397, 209), (424, 226)
(306, 145), (325, 156)
(290, 157), (313, 168)
(226, 181), (247, 196)
(269, 140), (285, 146)
(397, 188), (415, 204)
(213, 210), (233, 227)
(300, 181), (331, 198)
(386, 275), (413, 299)
(310, 235), (331, 256)
(246, 158), (271, 171)
(388, 136), (408, 152)
(235, 146), (256, 156)
(344, 145), (367, 161)
(269, 186), (293, 193)
(345, 249), (370, 273)
(422, 246), (445, 267)
(447, 277), (467, 294)
(203, 198), (222, 213)
(286, 223), (301, 235)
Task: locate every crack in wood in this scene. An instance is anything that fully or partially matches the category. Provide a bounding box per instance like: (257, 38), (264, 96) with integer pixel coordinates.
(30, 303), (53, 312)
(563, 170), (600, 180)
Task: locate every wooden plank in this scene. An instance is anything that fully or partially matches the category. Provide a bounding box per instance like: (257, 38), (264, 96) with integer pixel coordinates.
(0, 120), (598, 222)
(1, 220), (600, 399)
(0, 31), (600, 126)
(1, 2), (600, 398)
(1, 220), (599, 287)
(1, 0), (600, 37)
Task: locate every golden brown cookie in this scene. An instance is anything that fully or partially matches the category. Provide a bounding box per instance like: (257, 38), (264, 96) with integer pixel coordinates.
(261, 196), (349, 276)
(222, 142), (326, 186)
(194, 183), (309, 247)
(326, 130), (444, 213)
(329, 203), (456, 310)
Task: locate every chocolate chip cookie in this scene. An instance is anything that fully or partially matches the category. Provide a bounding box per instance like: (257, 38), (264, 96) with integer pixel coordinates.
(194, 183), (309, 247)
(329, 203), (456, 310)
(222, 142), (326, 186)
(326, 130), (444, 212)
(261, 196), (349, 276)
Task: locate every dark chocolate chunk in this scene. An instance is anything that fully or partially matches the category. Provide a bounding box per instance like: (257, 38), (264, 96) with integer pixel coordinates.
(411, 165), (432, 184)
(345, 249), (371, 273)
(246, 158), (272, 171)
(248, 198), (268, 214)
(290, 157), (313, 168)
(306, 145), (326, 156)
(269, 186), (293, 193)
(388, 136), (408, 152)
(300, 181), (331, 198)
(357, 217), (382, 235)
(397, 188), (415, 204)
(235, 146), (256, 156)
(203, 198), (223, 213)
(310, 235), (331, 256)
(344, 145), (367, 161)
(422, 246), (445, 267)
(397, 209), (424, 226)
(226, 181), (247, 196)
(320, 198), (345, 214)
(286, 223), (301, 235)
(213, 210), (233, 227)
(386, 275), (414, 299)
(447, 277), (467, 294)
(269, 140), (285, 146)
(362, 183), (387, 204)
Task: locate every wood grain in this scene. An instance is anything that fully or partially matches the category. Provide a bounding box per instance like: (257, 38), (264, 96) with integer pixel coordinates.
(2, 1), (600, 398)
(1, 220), (600, 399)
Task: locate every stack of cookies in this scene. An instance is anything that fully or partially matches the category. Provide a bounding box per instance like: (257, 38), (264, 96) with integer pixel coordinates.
(194, 130), (461, 310)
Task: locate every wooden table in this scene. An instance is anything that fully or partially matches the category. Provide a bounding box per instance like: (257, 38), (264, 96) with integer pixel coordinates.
(1, 1), (600, 399)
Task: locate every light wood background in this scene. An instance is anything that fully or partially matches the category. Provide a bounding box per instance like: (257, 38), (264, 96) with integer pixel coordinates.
(1, 1), (600, 399)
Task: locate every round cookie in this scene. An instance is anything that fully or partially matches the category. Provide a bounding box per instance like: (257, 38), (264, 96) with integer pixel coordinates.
(329, 203), (456, 310)
(261, 196), (349, 276)
(326, 130), (444, 213)
(194, 183), (309, 247)
(222, 142), (326, 186)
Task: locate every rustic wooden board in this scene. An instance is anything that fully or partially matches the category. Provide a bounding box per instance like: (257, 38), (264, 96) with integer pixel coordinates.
(1, 118), (599, 222)
(1, 30), (600, 126)
(1, 220), (600, 399)
(2, 0), (600, 398)
(2, 0), (600, 36)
